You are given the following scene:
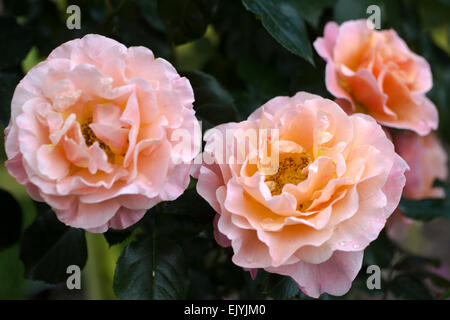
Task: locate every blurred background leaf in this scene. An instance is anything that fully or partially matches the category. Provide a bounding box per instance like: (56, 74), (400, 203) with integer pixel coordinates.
(158, 0), (219, 45)
(389, 274), (434, 299)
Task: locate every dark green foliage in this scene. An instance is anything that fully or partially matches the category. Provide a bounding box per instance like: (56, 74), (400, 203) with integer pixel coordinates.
(389, 275), (434, 299)
(264, 273), (300, 299)
(400, 181), (450, 221)
(242, 0), (314, 64)
(0, 15), (32, 127)
(158, 0), (219, 45)
(0, 16), (33, 70)
(103, 228), (133, 247)
(114, 236), (189, 299)
(364, 230), (396, 268)
(182, 71), (238, 127)
(0, 189), (23, 250)
(0, 72), (21, 127)
(19, 203), (87, 284)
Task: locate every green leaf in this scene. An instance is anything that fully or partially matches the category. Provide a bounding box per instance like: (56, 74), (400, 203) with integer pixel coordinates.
(399, 198), (450, 221)
(239, 269), (266, 299)
(154, 207), (208, 239)
(265, 274), (300, 299)
(158, 0), (219, 45)
(183, 71), (238, 126)
(399, 181), (450, 221)
(142, 189), (214, 240)
(113, 236), (189, 299)
(157, 188), (214, 217)
(399, 191), (450, 221)
(0, 189), (22, 250)
(242, 0), (314, 65)
(389, 274), (433, 300)
(103, 228), (133, 247)
(19, 202), (87, 284)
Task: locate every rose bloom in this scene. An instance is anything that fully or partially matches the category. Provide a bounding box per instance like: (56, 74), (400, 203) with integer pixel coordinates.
(393, 131), (448, 200)
(387, 131), (448, 241)
(314, 20), (438, 136)
(193, 92), (408, 297)
(4, 34), (199, 233)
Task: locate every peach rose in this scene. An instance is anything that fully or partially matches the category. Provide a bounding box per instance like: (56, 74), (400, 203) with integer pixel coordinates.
(393, 131), (448, 199)
(387, 131), (448, 241)
(193, 92), (408, 297)
(4, 34), (199, 233)
(314, 20), (438, 136)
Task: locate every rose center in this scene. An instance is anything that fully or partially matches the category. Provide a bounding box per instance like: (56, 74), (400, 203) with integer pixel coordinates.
(81, 117), (114, 160)
(264, 152), (311, 196)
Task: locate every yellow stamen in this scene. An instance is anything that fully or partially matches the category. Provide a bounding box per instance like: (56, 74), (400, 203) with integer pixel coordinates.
(264, 152), (311, 196)
(81, 117), (115, 161)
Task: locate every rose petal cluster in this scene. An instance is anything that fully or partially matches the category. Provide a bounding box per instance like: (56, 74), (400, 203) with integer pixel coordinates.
(314, 20), (438, 135)
(393, 131), (448, 200)
(387, 131), (448, 241)
(194, 92), (408, 297)
(5, 34), (199, 232)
